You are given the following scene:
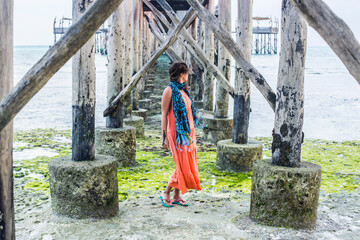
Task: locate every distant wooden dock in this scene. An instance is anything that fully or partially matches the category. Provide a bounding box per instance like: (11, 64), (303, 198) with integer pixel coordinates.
(53, 15), (278, 55)
(53, 17), (108, 54)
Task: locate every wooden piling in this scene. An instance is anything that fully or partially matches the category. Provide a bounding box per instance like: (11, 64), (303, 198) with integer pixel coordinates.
(232, 0), (252, 144)
(195, 16), (204, 102)
(0, 0), (15, 239)
(107, 5), (124, 128)
(203, 0), (215, 111)
(272, 0), (307, 167)
(214, 0), (231, 118)
(72, 0), (96, 161)
(132, 0), (141, 110)
(123, 0), (133, 116)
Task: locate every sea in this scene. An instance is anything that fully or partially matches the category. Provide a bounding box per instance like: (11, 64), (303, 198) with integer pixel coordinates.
(13, 46), (360, 141)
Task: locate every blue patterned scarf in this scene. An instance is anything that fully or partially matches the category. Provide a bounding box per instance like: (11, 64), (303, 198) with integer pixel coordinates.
(169, 81), (200, 151)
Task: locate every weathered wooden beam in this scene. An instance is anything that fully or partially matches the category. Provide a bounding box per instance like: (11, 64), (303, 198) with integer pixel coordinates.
(0, 0), (15, 238)
(272, 0), (307, 167)
(103, 4), (196, 117)
(132, 0), (141, 111)
(123, 0), (133, 116)
(72, 0), (96, 161)
(143, 0), (206, 69)
(145, 13), (195, 74)
(202, 0), (214, 111)
(156, 0), (235, 96)
(186, 0), (276, 111)
(289, 0), (360, 85)
(0, 0), (125, 132)
(232, 0), (252, 144)
(214, 0), (231, 118)
(107, 4), (124, 128)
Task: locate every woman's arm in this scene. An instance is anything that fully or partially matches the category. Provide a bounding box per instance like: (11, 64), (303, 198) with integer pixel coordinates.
(161, 86), (172, 151)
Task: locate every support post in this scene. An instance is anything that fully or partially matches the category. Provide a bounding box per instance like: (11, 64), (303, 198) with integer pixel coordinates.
(272, 0), (307, 168)
(250, 0), (321, 229)
(123, 0), (133, 117)
(203, 0), (215, 112)
(232, 0), (252, 144)
(72, 0), (96, 161)
(0, 0), (15, 239)
(106, 4), (124, 128)
(214, 0), (231, 118)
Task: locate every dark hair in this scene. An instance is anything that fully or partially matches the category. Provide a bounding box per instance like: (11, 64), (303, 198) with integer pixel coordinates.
(169, 62), (189, 82)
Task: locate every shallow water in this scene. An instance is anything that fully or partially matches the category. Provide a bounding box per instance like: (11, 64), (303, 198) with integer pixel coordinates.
(13, 46), (360, 140)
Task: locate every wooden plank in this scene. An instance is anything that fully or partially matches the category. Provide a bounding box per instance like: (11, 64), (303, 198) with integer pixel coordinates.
(0, 0), (125, 132)
(0, 0), (15, 238)
(107, 4), (124, 128)
(272, 0), (307, 167)
(155, 0), (235, 97)
(72, 0), (96, 161)
(232, 0), (252, 144)
(214, 0), (231, 118)
(186, 0), (276, 111)
(289, 0), (360, 85)
(103, 4), (196, 117)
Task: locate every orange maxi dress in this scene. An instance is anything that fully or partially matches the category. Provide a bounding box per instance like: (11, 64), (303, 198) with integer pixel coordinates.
(167, 88), (202, 194)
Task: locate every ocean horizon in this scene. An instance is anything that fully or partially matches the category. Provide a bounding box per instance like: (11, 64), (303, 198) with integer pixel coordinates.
(12, 45), (360, 141)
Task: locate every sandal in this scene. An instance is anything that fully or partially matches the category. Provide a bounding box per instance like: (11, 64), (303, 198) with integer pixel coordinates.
(160, 196), (173, 207)
(172, 198), (189, 206)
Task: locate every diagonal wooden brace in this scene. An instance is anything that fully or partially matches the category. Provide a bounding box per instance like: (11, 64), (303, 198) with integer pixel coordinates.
(186, 0), (276, 111)
(103, 4), (197, 117)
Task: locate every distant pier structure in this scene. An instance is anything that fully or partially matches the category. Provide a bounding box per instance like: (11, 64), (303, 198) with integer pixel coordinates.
(252, 17), (279, 55)
(53, 17), (108, 54)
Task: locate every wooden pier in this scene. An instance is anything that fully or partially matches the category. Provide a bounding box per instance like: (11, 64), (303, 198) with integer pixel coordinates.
(53, 17), (108, 54)
(252, 17), (279, 54)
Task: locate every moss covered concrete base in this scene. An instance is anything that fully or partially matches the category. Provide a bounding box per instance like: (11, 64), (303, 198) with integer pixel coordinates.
(202, 115), (233, 144)
(217, 139), (262, 172)
(250, 159), (322, 229)
(124, 116), (144, 138)
(132, 109), (148, 121)
(48, 155), (119, 219)
(95, 126), (136, 167)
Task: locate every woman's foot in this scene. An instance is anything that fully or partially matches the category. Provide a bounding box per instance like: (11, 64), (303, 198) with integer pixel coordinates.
(172, 188), (188, 206)
(161, 192), (172, 206)
(160, 186), (173, 207)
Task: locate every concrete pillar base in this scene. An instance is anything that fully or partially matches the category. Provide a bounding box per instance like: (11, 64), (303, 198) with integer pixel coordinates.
(139, 99), (151, 110)
(216, 139), (262, 172)
(48, 155), (119, 219)
(142, 90), (151, 99)
(95, 126), (136, 167)
(194, 100), (203, 109)
(124, 116), (144, 138)
(250, 159), (322, 229)
(132, 108), (148, 121)
(202, 115), (233, 144)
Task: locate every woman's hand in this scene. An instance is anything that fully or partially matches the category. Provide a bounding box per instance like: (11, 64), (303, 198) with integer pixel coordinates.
(162, 137), (170, 151)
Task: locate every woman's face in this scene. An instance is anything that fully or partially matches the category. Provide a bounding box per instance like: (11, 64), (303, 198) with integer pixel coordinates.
(180, 72), (189, 83)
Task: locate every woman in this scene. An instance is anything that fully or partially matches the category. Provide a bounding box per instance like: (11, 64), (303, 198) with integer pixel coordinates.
(160, 62), (202, 207)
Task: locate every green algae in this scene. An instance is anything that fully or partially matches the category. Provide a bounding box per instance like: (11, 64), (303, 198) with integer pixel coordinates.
(12, 128), (360, 201)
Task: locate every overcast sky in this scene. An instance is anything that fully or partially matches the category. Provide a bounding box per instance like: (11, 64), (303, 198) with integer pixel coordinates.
(14, 0), (360, 47)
